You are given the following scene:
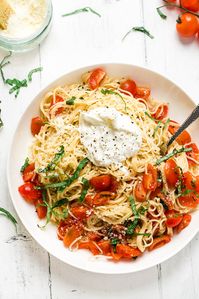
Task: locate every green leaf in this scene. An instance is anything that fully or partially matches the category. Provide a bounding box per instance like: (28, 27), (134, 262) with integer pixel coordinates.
(0, 207), (17, 228)
(52, 198), (68, 209)
(156, 7), (167, 20)
(20, 157), (29, 173)
(79, 178), (90, 202)
(122, 26), (154, 41)
(145, 111), (155, 121)
(0, 52), (12, 83)
(153, 121), (162, 137)
(127, 196), (139, 235)
(28, 67), (43, 82)
(38, 145), (65, 173)
(155, 147), (192, 166)
(62, 7), (101, 18)
(66, 96), (76, 105)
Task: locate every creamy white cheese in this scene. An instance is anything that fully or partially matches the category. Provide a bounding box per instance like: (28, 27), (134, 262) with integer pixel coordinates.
(79, 107), (142, 167)
(0, 0), (47, 38)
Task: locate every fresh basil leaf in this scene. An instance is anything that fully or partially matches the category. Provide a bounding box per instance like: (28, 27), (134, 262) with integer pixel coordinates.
(20, 157), (29, 173)
(39, 145), (65, 173)
(62, 7), (101, 18)
(122, 26), (154, 41)
(28, 67), (43, 82)
(156, 147), (192, 165)
(79, 178), (90, 202)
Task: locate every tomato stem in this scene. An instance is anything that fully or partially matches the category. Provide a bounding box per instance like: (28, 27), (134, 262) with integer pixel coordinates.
(157, 1), (199, 18)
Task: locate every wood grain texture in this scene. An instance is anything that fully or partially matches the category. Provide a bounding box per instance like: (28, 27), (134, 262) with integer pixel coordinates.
(0, 0), (199, 298)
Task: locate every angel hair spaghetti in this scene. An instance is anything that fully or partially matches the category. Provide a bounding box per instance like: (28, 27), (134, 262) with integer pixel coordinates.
(18, 67), (199, 260)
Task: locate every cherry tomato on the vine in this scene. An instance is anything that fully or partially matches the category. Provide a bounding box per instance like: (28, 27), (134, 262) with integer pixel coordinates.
(176, 13), (199, 38)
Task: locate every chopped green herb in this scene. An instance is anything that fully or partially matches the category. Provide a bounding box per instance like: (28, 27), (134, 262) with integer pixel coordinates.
(137, 206), (148, 215)
(101, 89), (127, 111)
(0, 207), (17, 228)
(20, 157), (29, 173)
(122, 26), (154, 41)
(155, 147), (192, 166)
(176, 189), (194, 198)
(133, 232), (151, 237)
(156, 7), (167, 19)
(153, 121), (162, 137)
(0, 52), (12, 83)
(110, 238), (119, 252)
(145, 111), (155, 121)
(6, 78), (28, 98)
(38, 146), (64, 173)
(163, 118), (170, 131)
(28, 67), (43, 82)
(66, 96), (76, 105)
(127, 196), (139, 235)
(62, 7), (101, 18)
(79, 178), (90, 202)
(44, 157), (89, 190)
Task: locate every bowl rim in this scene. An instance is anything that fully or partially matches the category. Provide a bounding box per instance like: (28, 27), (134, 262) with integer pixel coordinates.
(7, 62), (199, 274)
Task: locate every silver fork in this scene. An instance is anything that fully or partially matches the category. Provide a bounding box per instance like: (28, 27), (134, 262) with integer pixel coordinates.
(167, 104), (199, 147)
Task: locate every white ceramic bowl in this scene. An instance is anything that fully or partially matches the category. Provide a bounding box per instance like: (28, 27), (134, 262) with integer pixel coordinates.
(7, 63), (199, 274)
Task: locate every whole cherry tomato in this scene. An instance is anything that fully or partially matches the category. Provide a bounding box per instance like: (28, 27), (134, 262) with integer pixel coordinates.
(181, 0), (199, 12)
(176, 13), (199, 38)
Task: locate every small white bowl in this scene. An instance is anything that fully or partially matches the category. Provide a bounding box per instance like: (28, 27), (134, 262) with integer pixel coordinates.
(7, 63), (199, 274)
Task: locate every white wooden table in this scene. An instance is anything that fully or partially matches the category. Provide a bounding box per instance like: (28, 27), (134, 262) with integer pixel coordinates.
(0, 1), (199, 298)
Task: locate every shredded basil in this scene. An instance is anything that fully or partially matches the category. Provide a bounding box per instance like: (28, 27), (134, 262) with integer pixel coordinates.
(156, 7), (167, 19)
(79, 178), (90, 202)
(155, 147), (192, 166)
(6, 78), (28, 98)
(28, 67), (43, 82)
(145, 111), (155, 121)
(66, 96), (76, 105)
(176, 189), (195, 199)
(0, 207), (17, 228)
(101, 89), (127, 111)
(38, 146), (65, 173)
(122, 26), (154, 41)
(43, 157), (89, 190)
(0, 52), (12, 83)
(20, 157), (29, 173)
(133, 232), (151, 237)
(62, 7), (101, 18)
(153, 121), (162, 137)
(127, 196), (139, 235)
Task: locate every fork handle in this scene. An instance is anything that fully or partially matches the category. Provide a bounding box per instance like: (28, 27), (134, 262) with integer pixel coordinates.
(167, 104), (199, 147)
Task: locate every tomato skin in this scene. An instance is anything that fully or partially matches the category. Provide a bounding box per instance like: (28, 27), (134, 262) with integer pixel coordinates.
(176, 214), (191, 233)
(63, 225), (83, 247)
(183, 171), (195, 190)
(178, 194), (198, 209)
(31, 116), (44, 136)
(158, 192), (174, 210)
(134, 181), (147, 202)
(88, 68), (106, 90)
(57, 218), (78, 240)
(35, 199), (47, 219)
(164, 158), (179, 187)
(148, 235), (171, 251)
(165, 210), (183, 228)
(152, 104), (168, 120)
(70, 205), (91, 220)
(120, 79), (137, 96)
(97, 240), (111, 255)
(196, 176), (199, 192)
(135, 87), (151, 100)
(143, 164), (158, 191)
(181, 0), (199, 12)
(18, 182), (42, 204)
(87, 231), (102, 242)
(168, 121), (191, 145)
(116, 244), (142, 259)
(176, 13), (199, 38)
(79, 241), (101, 255)
(91, 192), (116, 206)
(50, 95), (64, 116)
(22, 163), (35, 182)
(186, 143), (199, 165)
(90, 175), (111, 191)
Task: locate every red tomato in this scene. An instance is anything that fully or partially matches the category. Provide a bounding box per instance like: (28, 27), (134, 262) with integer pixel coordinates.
(116, 244), (142, 259)
(168, 120), (179, 135)
(92, 192), (115, 206)
(178, 194), (198, 209)
(181, 0), (199, 12)
(176, 13), (199, 37)
(158, 192), (174, 210)
(79, 241), (101, 255)
(176, 130), (191, 145)
(70, 205), (91, 220)
(185, 143), (199, 165)
(176, 214), (192, 233)
(143, 164), (158, 191)
(135, 87), (151, 100)
(134, 181), (147, 202)
(87, 231), (102, 242)
(152, 104), (168, 120)
(164, 158), (179, 187)
(22, 163), (35, 182)
(196, 176), (199, 192)
(97, 240), (111, 255)
(63, 225), (83, 247)
(35, 198), (47, 219)
(31, 116), (44, 136)
(183, 171), (195, 190)
(18, 182), (42, 204)
(165, 210), (183, 228)
(57, 218), (78, 240)
(50, 95), (64, 116)
(148, 235), (171, 251)
(90, 175), (111, 191)
(120, 79), (137, 96)
(88, 68), (106, 90)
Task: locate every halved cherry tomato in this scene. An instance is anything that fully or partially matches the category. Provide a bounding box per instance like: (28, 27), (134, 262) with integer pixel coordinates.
(110, 248), (123, 261)
(120, 79), (137, 96)
(165, 210), (183, 228)
(148, 235), (171, 251)
(63, 225), (83, 247)
(31, 116), (44, 136)
(22, 163), (35, 182)
(18, 182), (42, 204)
(168, 121), (191, 145)
(90, 175), (111, 191)
(78, 241), (100, 255)
(87, 231), (102, 242)
(178, 194), (198, 209)
(181, 0), (199, 12)
(164, 158), (180, 187)
(57, 218), (78, 240)
(88, 68), (106, 90)
(35, 198), (47, 219)
(134, 181), (147, 202)
(196, 176), (199, 192)
(70, 205), (91, 220)
(116, 244), (142, 259)
(176, 13), (199, 38)
(97, 240), (111, 255)
(152, 104), (168, 120)
(158, 192), (174, 210)
(185, 143), (199, 166)
(90, 192), (115, 206)
(50, 95), (64, 116)
(143, 164), (158, 191)
(135, 87), (151, 100)
(176, 214), (192, 233)
(183, 171), (195, 190)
